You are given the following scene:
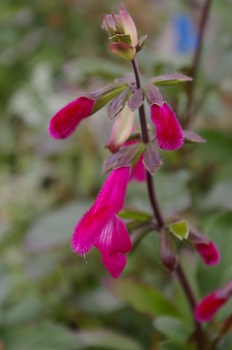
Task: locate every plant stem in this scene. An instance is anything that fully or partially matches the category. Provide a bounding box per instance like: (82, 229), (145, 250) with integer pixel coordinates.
(131, 57), (204, 350)
(185, 0), (213, 126)
(211, 314), (232, 350)
(131, 58), (165, 229)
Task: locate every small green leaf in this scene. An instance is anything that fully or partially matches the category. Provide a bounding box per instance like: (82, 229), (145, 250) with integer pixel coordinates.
(169, 220), (189, 240)
(76, 329), (143, 350)
(106, 278), (179, 318)
(136, 35), (148, 52)
(151, 73), (192, 86)
(90, 82), (128, 113)
(153, 316), (193, 343)
(119, 207), (151, 222)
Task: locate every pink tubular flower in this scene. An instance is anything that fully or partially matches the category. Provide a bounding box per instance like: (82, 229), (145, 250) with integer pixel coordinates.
(150, 102), (184, 151)
(71, 166), (132, 278)
(195, 242), (220, 266)
(49, 97), (95, 139)
(195, 280), (232, 322)
(129, 155), (146, 182)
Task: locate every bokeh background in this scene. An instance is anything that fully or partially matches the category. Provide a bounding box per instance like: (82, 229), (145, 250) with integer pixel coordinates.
(1, 0), (232, 349)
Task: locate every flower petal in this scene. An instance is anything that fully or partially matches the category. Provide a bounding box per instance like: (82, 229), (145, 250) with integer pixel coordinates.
(95, 214), (132, 278)
(118, 4), (138, 46)
(195, 280), (232, 322)
(130, 155), (146, 182)
(150, 102), (184, 151)
(195, 241), (220, 265)
(71, 167), (131, 255)
(49, 97), (94, 139)
(195, 292), (227, 323)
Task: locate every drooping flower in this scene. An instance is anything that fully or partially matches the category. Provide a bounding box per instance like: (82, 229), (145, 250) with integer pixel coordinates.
(195, 280), (232, 322)
(189, 226), (220, 266)
(195, 242), (220, 266)
(49, 83), (128, 139)
(71, 166), (132, 278)
(49, 97), (95, 139)
(150, 102), (184, 151)
(146, 82), (184, 151)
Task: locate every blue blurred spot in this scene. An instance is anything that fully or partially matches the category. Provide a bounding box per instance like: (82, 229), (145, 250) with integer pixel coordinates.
(173, 14), (198, 54)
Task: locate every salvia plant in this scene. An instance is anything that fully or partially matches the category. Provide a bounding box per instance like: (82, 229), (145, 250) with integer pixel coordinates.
(48, 3), (232, 350)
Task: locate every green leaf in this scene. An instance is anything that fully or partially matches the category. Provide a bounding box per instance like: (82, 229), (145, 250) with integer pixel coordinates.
(158, 341), (195, 350)
(153, 316), (193, 343)
(217, 332), (232, 350)
(201, 181), (232, 211)
(106, 278), (179, 318)
(0, 322), (80, 350)
(169, 220), (189, 240)
(76, 329), (143, 350)
(24, 201), (91, 252)
(119, 207), (151, 222)
(150, 73), (192, 86)
(90, 83), (128, 113)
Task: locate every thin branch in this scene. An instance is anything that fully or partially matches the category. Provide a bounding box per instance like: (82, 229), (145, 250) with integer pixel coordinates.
(211, 314), (232, 350)
(185, 0), (214, 126)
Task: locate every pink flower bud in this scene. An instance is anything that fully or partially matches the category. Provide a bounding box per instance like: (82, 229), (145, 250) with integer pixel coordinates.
(102, 4), (138, 60)
(195, 280), (232, 322)
(71, 167), (132, 278)
(107, 106), (134, 153)
(188, 226), (220, 266)
(195, 242), (220, 266)
(150, 102), (184, 151)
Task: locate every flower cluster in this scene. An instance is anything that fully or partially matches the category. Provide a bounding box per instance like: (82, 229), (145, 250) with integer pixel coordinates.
(48, 4), (217, 279)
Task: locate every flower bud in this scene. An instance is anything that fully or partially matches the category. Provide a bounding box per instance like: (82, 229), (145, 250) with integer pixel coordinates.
(195, 280), (232, 322)
(102, 4), (139, 60)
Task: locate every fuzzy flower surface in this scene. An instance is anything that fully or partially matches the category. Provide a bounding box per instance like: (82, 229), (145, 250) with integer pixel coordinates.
(150, 102), (184, 151)
(49, 97), (94, 139)
(195, 280), (232, 322)
(71, 167), (132, 278)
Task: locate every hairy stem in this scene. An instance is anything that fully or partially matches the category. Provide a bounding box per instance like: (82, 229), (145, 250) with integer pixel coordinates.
(131, 57), (204, 350)
(185, 0), (213, 126)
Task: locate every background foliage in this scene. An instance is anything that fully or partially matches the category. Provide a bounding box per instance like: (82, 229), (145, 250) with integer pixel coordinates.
(0, 0), (232, 349)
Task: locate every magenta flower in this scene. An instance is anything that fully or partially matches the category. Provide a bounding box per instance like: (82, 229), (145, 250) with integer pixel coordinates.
(129, 155), (146, 182)
(71, 166), (132, 278)
(49, 83), (128, 139)
(150, 102), (184, 151)
(195, 280), (232, 322)
(195, 241), (220, 266)
(49, 97), (95, 139)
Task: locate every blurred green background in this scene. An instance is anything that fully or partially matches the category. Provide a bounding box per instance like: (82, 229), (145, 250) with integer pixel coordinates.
(0, 0), (232, 349)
